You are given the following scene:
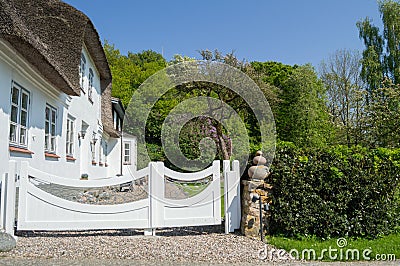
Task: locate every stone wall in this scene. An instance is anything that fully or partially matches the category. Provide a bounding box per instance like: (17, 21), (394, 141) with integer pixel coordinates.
(241, 151), (272, 239)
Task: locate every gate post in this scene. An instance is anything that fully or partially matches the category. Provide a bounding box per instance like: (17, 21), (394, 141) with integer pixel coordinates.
(4, 161), (17, 237)
(1, 173), (6, 230)
(223, 160), (241, 234)
(145, 162), (165, 236)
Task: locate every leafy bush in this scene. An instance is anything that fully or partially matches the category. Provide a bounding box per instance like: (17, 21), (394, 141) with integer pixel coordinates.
(269, 142), (400, 238)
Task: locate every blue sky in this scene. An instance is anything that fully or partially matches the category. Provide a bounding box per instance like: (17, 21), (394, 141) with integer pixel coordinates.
(64, 0), (382, 68)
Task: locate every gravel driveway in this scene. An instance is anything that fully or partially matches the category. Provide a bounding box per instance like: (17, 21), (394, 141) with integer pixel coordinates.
(3, 226), (273, 264)
(1, 226), (398, 265)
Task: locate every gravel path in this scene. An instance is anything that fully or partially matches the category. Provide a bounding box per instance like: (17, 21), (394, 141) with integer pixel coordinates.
(4, 182), (398, 265)
(1, 226), (398, 265)
(2, 226), (290, 264)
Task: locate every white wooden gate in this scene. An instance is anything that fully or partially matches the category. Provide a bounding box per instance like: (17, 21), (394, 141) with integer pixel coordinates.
(3, 160), (240, 235)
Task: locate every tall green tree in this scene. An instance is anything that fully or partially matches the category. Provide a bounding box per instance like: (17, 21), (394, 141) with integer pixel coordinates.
(363, 78), (400, 147)
(166, 50), (277, 161)
(103, 42), (166, 107)
(357, 0), (400, 94)
(279, 64), (334, 148)
(251, 62), (333, 148)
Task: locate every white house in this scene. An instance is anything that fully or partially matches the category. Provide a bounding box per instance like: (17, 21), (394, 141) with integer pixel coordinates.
(0, 0), (136, 180)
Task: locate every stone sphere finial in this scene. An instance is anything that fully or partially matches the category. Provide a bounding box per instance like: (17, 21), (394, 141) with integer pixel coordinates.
(248, 151), (269, 180)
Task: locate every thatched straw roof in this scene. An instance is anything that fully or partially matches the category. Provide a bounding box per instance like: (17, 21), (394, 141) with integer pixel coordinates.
(0, 0), (119, 137)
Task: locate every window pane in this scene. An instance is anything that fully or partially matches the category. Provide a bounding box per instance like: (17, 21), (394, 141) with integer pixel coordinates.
(11, 106), (18, 123)
(11, 87), (19, 104)
(21, 93), (28, 110)
(51, 137), (55, 151)
(19, 128), (26, 145)
(45, 107), (50, 121)
(9, 124), (16, 142)
(20, 111), (27, 126)
(51, 110), (56, 123)
(45, 122), (49, 134)
(45, 135), (49, 150)
(51, 124), (56, 135)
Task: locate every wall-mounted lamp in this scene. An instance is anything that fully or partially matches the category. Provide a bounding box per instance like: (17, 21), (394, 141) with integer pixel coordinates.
(78, 130), (86, 140)
(92, 133), (98, 145)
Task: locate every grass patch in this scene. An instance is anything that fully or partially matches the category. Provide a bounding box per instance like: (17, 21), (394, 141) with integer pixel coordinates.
(177, 181), (226, 218)
(179, 182), (208, 197)
(266, 233), (400, 261)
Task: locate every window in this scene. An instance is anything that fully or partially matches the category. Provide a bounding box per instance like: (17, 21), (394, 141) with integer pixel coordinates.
(88, 68), (94, 102)
(79, 53), (86, 89)
(113, 110), (117, 130)
(113, 110), (122, 131)
(45, 105), (57, 153)
(66, 116), (75, 156)
(9, 84), (30, 147)
(124, 142), (131, 165)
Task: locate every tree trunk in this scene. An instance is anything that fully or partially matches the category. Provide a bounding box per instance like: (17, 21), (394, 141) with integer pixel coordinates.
(216, 123), (230, 160)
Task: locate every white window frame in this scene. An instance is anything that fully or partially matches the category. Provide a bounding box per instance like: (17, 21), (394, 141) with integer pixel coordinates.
(79, 53), (86, 90)
(123, 141), (131, 165)
(45, 104), (57, 153)
(88, 68), (94, 102)
(113, 110), (118, 130)
(66, 116), (75, 157)
(113, 110), (122, 131)
(9, 83), (30, 147)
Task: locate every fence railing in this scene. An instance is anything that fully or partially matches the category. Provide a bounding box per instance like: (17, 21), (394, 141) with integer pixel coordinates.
(1, 159), (241, 238)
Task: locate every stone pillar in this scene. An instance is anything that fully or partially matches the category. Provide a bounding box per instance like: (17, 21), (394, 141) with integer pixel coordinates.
(241, 151), (272, 239)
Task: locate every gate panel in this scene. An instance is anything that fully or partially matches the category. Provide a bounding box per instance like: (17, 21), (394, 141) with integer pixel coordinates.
(17, 161), (150, 231)
(150, 161), (221, 228)
(14, 160), (239, 234)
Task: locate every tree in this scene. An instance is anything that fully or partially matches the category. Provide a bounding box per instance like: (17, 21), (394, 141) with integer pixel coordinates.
(279, 64), (334, 148)
(103, 42), (166, 107)
(357, 0), (400, 94)
(363, 78), (400, 147)
(167, 50), (276, 161)
(320, 49), (365, 146)
(356, 0), (400, 148)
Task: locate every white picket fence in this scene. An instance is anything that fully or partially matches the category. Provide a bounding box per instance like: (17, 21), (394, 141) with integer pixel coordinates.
(1, 160), (241, 237)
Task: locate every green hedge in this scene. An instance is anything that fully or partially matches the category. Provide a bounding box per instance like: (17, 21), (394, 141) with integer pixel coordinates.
(269, 142), (400, 238)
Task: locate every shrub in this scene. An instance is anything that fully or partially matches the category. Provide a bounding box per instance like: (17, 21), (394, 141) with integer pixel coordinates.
(269, 142), (400, 238)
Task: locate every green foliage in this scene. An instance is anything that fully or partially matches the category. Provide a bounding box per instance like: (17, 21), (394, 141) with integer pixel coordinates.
(251, 62), (334, 148)
(270, 142), (400, 238)
(277, 65), (334, 148)
(103, 41), (166, 107)
(251, 61), (297, 88)
(362, 79), (400, 148)
(357, 0), (400, 92)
